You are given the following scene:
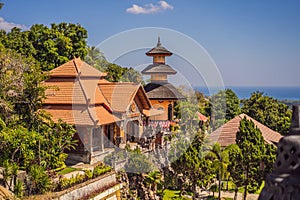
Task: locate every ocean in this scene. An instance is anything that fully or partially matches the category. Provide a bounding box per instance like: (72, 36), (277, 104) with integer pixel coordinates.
(195, 86), (300, 100)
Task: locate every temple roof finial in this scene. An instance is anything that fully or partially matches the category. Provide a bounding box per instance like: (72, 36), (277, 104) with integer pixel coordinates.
(157, 36), (161, 47)
(146, 37), (172, 56)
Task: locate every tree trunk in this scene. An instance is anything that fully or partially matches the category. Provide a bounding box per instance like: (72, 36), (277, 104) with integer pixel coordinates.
(243, 171), (248, 200)
(234, 187), (238, 200)
(226, 179), (229, 191)
(218, 174), (221, 200)
(243, 184), (247, 200)
(218, 179), (221, 200)
(192, 179), (197, 200)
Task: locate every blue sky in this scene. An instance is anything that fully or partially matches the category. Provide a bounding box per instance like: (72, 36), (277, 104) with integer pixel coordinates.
(1, 0), (300, 87)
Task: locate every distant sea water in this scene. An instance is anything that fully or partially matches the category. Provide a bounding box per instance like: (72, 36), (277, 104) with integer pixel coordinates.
(195, 86), (300, 100)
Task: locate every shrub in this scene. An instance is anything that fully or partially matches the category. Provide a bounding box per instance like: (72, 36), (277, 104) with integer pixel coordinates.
(27, 164), (51, 194)
(84, 170), (93, 180)
(14, 180), (25, 197)
(93, 165), (111, 178)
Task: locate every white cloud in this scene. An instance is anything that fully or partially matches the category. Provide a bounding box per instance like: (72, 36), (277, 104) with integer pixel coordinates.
(0, 17), (28, 32)
(126, 1), (174, 14)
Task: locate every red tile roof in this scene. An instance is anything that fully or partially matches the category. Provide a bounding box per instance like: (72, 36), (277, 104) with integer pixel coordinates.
(43, 58), (117, 126)
(50, 58), (107, 78)
(43, 58), (153, 126)
(209, 113), (283, 147)
(98, 82), (151, 113)
(42, 105), (94, 126)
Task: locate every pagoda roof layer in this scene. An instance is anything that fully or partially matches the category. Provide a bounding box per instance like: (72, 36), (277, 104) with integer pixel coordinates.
(144, 82), (186, 100)
(141, 63), (177, 75)
(209, 114), (283, 147)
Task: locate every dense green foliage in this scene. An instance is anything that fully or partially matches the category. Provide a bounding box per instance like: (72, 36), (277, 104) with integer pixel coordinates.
(0, 47), (45, 126)
(169, 131), (215, 198)
(84, 46), (143, 83)
(124, 148), (154, 173)
(241, 91), (291, 134)
(0, 23), (88, 71)
(0, 47), (77, 196)
(206, 143), (229, 200)
(227, 117), (275, 200)
(84, 46), (109, 71)
(209, 89), (240, 130)
(103, 63), (143, 82)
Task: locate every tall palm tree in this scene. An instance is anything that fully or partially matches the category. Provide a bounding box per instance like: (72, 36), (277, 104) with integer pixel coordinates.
(206, 143), (229, 200)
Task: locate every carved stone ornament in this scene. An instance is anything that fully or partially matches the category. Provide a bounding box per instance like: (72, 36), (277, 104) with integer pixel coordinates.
(259, 105), (300, 200)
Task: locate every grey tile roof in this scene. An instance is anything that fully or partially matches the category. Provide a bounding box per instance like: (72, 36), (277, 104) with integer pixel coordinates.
(141, 63), (177, 74)
(144, 82), (186, 100)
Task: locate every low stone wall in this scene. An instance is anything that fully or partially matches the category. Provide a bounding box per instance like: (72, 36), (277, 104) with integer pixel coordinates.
(51, 171), (118, 200)
(89, 184), (121, 200)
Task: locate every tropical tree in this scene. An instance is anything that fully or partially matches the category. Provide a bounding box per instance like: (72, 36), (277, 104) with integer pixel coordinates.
(124, 148), (154, 173)
(121, 67), (143, 83)
(226, 144), (244, 200)
(235, 117), (266, 200)
(38, 119), (77, 169)
(84, 46), (109, 71)
(206, 143), (229, 200)
(241, 91), (291, 134)
(263, 144), (277, 177)
(0, 47), (46, 128)
(174, 100), (199, 132)
(209, 89), (240, 130)
(104, 63), (142, 83)
(27, 164), (51, 195)
(0, 27), (36, 57)
(170, 131), (215, 199)
(1, 160), (19, 191)
(144, 170), (162, 198)
(0, 23), (88, 71)
(195, 91), (210, 116)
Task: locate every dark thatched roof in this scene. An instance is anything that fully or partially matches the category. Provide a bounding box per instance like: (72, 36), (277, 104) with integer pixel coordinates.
(146, 37), (172, 56)
(144, 82), (186, 100)
(141, 63), (177, 74)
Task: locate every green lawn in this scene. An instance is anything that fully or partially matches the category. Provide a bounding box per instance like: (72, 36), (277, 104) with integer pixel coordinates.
(221, 180), (264, 194)
(163, 189), (192, 200)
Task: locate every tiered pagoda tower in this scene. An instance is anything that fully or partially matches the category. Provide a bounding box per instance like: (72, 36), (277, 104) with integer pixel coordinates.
(142, 37), (185, 121)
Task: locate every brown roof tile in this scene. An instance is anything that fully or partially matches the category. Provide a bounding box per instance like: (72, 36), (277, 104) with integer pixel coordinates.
(98, 82), (151, 112)
(42, 105), (94, 126)
(43, 79), (86, 105)
(209, 113), (283, 147)
(50, 58), (107, 78)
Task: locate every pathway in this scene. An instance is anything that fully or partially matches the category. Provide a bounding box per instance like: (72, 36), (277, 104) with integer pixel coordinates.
(198, 190), (259, 200)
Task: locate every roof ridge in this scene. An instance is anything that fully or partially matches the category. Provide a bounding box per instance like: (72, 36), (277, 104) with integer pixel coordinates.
(98, 84), (113, 109)
(73, 59), (98, 125)
(126, 83), (143, 111)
